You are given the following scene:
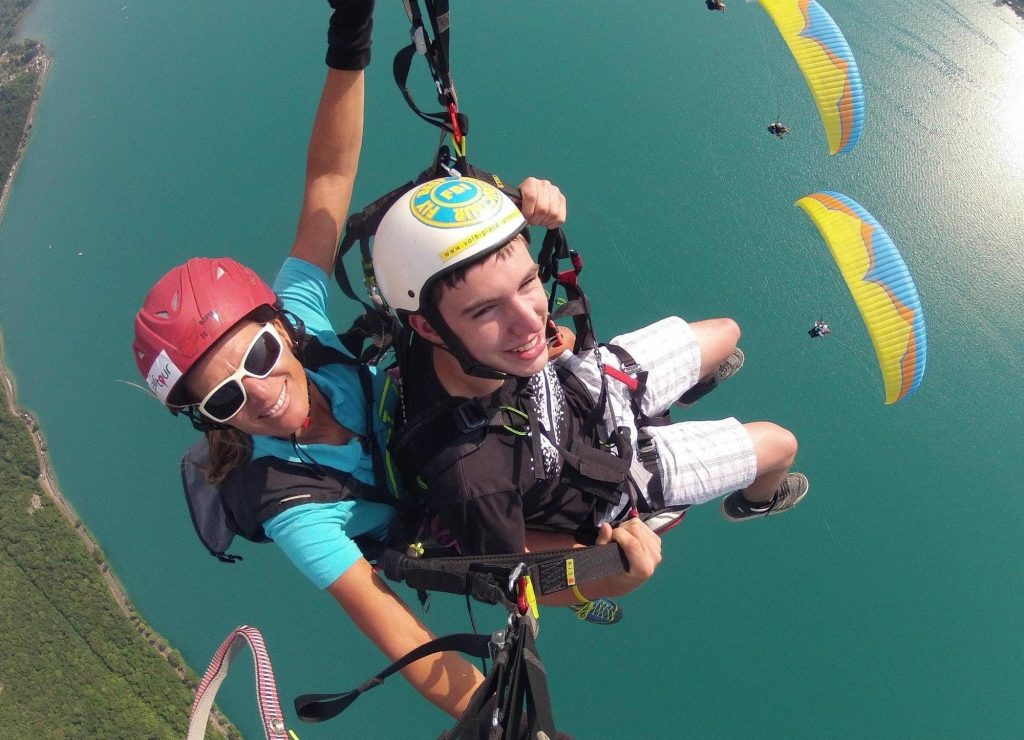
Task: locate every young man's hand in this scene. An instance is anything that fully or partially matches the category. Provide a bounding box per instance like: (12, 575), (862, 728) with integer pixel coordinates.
(517, 177), (566, 229)
(594, 518), (663, 594)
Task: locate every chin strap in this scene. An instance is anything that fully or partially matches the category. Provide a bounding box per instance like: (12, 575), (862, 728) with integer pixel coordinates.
(418, 301), (508, 381)
(301, 373), (313, 430)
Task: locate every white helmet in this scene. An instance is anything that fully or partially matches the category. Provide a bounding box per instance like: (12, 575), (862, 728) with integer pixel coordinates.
(372, 176), (527, 313)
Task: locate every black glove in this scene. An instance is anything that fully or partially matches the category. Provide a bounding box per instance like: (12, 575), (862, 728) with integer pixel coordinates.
(325, 0), (375, 71)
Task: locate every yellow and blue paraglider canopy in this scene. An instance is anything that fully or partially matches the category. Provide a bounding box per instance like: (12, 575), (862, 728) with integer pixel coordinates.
(759, 0), (865, 155)
(796, 191), (926, 404)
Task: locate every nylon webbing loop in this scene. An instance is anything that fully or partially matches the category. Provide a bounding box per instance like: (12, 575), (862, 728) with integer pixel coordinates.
(293, 631), (492, 723)
(188, 626), (291, 740)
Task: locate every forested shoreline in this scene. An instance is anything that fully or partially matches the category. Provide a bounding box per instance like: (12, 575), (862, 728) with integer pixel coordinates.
(0, 1), (238, 735)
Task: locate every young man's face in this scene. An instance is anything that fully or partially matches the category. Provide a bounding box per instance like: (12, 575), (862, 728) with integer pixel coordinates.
(435, 238), (550, 378)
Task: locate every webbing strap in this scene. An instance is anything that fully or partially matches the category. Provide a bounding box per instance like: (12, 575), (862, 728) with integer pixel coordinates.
(603, 363), (639, 391)
(394, 0), (466, 158)
(502, 618), (556, 739)
(293, 632), (491, 723)
(297, 615), (559, 738)
(380, 542), (629, 602)
(441, 649), (508, 739)
(187, 625), (290, 740)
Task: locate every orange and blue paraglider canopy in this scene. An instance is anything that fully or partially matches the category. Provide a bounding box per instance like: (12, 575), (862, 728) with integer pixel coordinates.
(796, 191), (926, 404)
(759, 0), (865, 155)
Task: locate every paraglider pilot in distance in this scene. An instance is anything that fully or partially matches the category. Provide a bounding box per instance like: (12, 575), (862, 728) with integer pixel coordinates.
(768, 121), (790, 139)
(706, 0), (726, 11)
(808, 320), (831, 338)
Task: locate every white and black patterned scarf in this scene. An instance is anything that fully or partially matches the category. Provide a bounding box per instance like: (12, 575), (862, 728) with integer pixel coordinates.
(524, 364), (568, 480)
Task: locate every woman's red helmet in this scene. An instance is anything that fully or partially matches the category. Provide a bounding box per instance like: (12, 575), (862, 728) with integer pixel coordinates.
(133, 257), (278, 408)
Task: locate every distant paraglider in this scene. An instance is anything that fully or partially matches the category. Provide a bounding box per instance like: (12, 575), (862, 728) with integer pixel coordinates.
(808, 319), (831, 338)
(768, 121), (790, 139)
(796, 192), (926, 404)
(705, 0), (726, 11)
(758, 0), (865, 155)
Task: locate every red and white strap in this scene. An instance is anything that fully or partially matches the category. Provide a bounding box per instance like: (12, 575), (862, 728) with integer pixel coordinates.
(187, 625), (291, 740)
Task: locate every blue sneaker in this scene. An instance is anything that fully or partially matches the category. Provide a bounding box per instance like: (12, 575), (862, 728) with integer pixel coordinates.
(569, 596), (623, 625)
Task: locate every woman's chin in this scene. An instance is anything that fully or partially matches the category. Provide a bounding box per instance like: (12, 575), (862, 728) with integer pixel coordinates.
(249, 408), (306, 439)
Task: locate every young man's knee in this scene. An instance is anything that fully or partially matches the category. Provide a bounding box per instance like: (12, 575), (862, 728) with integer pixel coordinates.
(693, 317), (740, 345)
(717, 317), (741, 347)
(747, 421), (798, 469)
(691, 318), (741, 373)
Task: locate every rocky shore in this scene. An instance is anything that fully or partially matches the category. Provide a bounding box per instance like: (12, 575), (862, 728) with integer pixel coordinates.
(997, 0), (1024, 20)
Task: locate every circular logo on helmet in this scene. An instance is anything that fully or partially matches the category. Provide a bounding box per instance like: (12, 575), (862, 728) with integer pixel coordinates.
(410, 178), (504, 229)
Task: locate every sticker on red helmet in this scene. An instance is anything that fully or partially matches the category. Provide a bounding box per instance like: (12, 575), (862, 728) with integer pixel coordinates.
(146, 350), (184, 403)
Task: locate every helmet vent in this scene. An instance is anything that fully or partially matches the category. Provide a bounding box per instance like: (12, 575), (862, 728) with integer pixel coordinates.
(154, 311), (170, 319)
(171, 290), (181, 312)
(215, 266), (227, 280)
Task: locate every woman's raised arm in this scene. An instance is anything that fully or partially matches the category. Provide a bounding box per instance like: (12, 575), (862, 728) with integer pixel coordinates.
(290, 67), (365, 274)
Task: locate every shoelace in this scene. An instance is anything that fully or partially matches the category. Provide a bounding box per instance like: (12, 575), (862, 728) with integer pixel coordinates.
(761, 492), (781, 518)
(747, 489), (782, 518)
(573, 598), (618, 623)
(572, 601), (595, 620)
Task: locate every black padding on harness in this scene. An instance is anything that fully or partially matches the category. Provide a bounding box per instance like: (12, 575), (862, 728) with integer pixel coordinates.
(380, 542), (629, 604)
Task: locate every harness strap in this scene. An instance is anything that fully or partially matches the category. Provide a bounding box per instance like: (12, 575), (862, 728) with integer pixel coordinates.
(294, 632), (492, 723)
(394, 0), (468, 163)
(441, 650), (508, 739)
(187, 626), (291, 740)
(504, 617), (556, 740)
(440, 615), (555, 740)
(603, 343), (657, 422)
(602, 364), (638, 391)
(334, 179), (416, 312)
(380, 542), (629, 603)
(598, 342), (673, 510)
(636, 431), (665, 511)
(540, 230), (596, 354)
(296, 615), (559, 738)
(392, 42), (462, 136)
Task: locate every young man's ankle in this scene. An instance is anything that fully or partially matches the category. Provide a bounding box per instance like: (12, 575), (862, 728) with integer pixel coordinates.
(739, 491), (774, 509)
(678, 377), (717, 405)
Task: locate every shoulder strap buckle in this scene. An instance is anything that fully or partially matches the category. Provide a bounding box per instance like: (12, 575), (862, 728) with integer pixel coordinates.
(454, 400), (488, 432)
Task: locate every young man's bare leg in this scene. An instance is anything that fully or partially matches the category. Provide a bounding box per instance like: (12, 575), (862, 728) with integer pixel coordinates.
(678, 318), (743, 407)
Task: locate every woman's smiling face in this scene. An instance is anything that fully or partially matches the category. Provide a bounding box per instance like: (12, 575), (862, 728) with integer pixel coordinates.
(187, 318), (310, 437)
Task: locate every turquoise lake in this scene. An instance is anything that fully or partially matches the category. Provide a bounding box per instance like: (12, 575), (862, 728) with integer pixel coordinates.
(2, 1), (1023, 737)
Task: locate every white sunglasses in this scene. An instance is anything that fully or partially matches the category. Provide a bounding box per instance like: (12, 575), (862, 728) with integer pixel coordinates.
(198, 324), (284, 422)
